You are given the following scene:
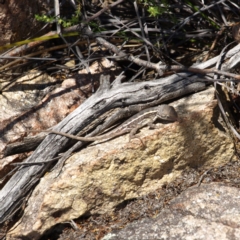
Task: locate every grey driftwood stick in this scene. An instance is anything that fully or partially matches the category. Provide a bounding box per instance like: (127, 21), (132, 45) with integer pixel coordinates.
(0, 74), (205, 223)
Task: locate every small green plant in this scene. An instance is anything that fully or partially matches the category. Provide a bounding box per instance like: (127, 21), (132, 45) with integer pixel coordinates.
(138, 0), (170, 17)
(35, 14), (55, 24)
(35, 2), (82, 28)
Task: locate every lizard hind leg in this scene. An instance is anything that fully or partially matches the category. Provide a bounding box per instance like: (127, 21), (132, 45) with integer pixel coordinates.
(128, 126), (146, 147)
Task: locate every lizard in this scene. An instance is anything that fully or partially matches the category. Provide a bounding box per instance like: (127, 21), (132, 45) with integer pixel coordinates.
(36, 104), (178, 142)
(9, 105), (177, 169)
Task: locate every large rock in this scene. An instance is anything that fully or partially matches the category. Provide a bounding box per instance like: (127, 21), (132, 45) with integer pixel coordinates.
(7, 87), (236, 239)
(103, 183), (240, 240)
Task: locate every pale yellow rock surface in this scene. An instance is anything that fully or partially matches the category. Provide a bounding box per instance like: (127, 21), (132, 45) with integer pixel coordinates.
(7, 87), (235, 239)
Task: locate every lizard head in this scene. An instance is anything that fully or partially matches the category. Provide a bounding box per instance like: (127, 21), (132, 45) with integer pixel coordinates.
(158, 105), (178, 121)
